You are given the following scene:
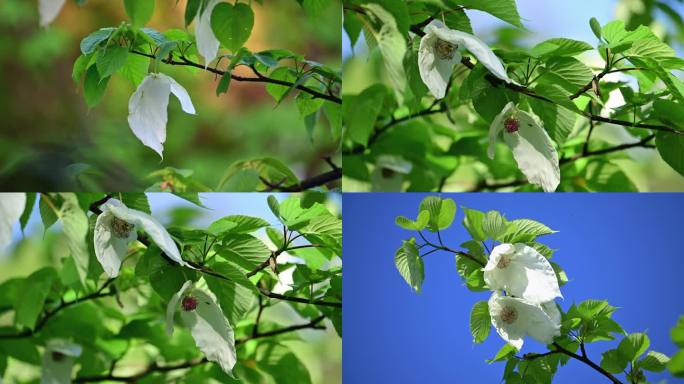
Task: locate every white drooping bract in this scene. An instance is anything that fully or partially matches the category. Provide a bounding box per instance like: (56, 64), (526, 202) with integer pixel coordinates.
(94, 198), (186, 277)
(488, 291), (561, 350)
(40, 339), (82, 384)
(128, 73), (196, 158)
(0, 193), (26, 249)
(488, 102), (560, 192)
(38, 0), (66, 27)
(195, 0), (221, 66)
(484, 243), (563, 349)
(484, 243), (562, 304)
(418, 20), (513, 99)
(166, 280), (237, 375)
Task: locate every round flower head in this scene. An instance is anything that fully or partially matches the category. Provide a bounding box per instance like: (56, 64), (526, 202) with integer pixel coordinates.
(488, 102), (560, 192)
(0, 193), (26, 249)
(418, 20), (513, 99)
(484, 243), (562, 304)
(488, 291), (561, 350)
(94, 198), (186, 277)
(39, 0), (66, 26)
(195, 0), (221, 66)
(40, 339), (82, 384)
(166, 281), (237, 375)
(128, 73), (196, 158)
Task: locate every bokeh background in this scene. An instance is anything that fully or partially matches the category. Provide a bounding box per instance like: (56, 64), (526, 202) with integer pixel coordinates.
(0, 0), (341, 190)
(344, 193), (683, 383)
(1, 193), (342, 383)
(343, 0), (684, 191)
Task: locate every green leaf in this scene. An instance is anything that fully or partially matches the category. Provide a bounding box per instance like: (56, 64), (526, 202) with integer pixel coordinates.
(487, 343), (518, 363)
(267, 195), (280, 218)
(501, 219), (556, 243)
(184, 0), (201, 26)
(119, 192), (151, 214)
(218, 157), (299, 191)
(211, 2), (254, 52)
(394, 238), (423, 292)
(590, 18), (602, 40)
(362, 4), (407, 98)
(124, 0), (155, 28)
(39, 195), (58, 232)
(14, 267), (57, 330)
(456, 0), (522, 28)
(470, 301), (491, 343)
(638, 351), (669, 372)
(419, 196), (456, 232)
(207, 215), (270, 236)
(80, 28), (115, 55)
(257, 343), (312, 384)
(19, 193), (36, 232)
(482, 210), (508, 240)
(528, 98), (576, 144)
(96, 46), (129, 78)
(654, 104), (684, 177)
(204, 262), (257, 326)
(395, 210), (429, 231)
(83, 65), (110, 108)
(58, 193), (90, 287)
(672, 315), (684, 348)
(601, 348), (628, 373)
(462, 207), (486, 242)
(669, 349), (684, 377)
(137, 245), (197, 301)
(217, 234), (270, 270)
(531, 38), (593, 57)
(119, 52), (149, 86)
(343, 84), (386, 146)
(618, 333), (650, 362)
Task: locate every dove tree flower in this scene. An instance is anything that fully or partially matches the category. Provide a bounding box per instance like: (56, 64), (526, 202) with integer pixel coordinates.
(484, 243), (562, 304)
(488, 102), (560, 192)
(0, 193), (26, 249)
(195, 0), (221, 66)
(488, 291), (561, 350)
(94, 198), (186, 277)
(166, 280), (237, 375)
(38, 0), (66, 27)
(40, 339), (82, 384)
(128, 73), (196, 158)
(418, 20), (513, 99)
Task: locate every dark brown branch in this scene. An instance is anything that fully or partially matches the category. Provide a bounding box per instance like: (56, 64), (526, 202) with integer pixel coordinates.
(262, 168), (342, 192)
(131, 50), (341, 104)
(74, 316), (326, 383)
(552, 342), (623, 384)
(258, 287), (341, 308)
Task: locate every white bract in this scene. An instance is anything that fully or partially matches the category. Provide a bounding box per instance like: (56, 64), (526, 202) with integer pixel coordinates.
(488, 291), (561, 350)
(0, 193), (26, 249)
(40, 339), (82, 384)
(38, 0), (66, 27)
(128, 73), (196, 158)
(195, 0), (221, 66)
(484, 243), (562, 304)
(418, 20), (513, 99)
(488, 102), (560, 192)
(166, 281), (237, 375)
(94, 198), (186, 277)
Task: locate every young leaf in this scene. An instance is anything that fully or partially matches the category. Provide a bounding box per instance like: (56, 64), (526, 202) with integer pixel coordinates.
(95, 46), (129, 78)
(394, 238), (423, 292)
(618, 333), (650, 362)
(124, 0), (155, 28)
(83, 65), (110, 108)
(419, 196), (456, 232)
(639, 351), (669, 372)
(470, 301), (491, 343)
(210, 2), (254, 52)
(590, 17), (602, 40)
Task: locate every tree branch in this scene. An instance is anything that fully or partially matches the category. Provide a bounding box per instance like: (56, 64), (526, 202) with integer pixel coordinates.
(258, 287), (341, 308)
(131, 50), (341, 104)
(260, 168), (342, 192)
(552, 342), (623, 384)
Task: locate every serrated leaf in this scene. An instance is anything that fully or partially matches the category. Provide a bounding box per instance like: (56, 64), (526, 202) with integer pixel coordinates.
(419, 196), (456, 232)
(618, 333), (650, 362)
(482, 210), (508, 240)
(470, 301), (491, 343)
(501, 219), (556, 243)
(211, 2), (254, 52)
(394, 238), (423, 292)
(639, 351), (669, 372)
(58, 193), (89, 287)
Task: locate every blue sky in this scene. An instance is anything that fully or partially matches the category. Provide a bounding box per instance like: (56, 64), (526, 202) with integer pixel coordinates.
(343, 193), (683, 383)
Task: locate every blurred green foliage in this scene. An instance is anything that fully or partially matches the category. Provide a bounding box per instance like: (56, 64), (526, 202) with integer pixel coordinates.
(0, 0), (341, 191)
